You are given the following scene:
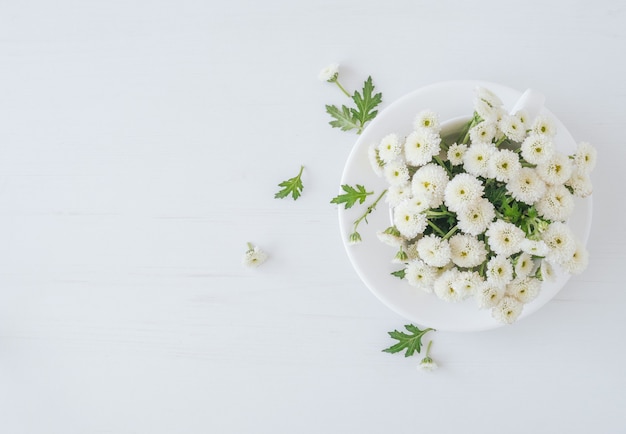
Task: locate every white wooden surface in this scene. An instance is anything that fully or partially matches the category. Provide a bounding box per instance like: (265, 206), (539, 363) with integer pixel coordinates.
(1, 0), (624, 432)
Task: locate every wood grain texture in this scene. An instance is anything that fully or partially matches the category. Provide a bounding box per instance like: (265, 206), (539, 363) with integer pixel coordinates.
(0, 0), (625, 432)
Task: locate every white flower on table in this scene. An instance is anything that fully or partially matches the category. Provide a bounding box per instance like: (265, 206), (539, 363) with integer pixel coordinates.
(242, 242), (268, 268)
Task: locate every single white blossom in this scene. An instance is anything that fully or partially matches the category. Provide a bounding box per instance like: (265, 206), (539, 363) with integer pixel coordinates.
(486, 255), (514, 286)
(385, 183), (412, 207)
(514, 109), (530, 127)
(368, 145), (385, 177)
(416, 234), (451, 267)
(449, 233), (488, 268)
(538, 259), (555, 281)
(536, 184), (575, 222)
(452, 270), (484, 299)
(383, 159), (410, 186)
(242, 243), (268, 268)
(572, 142), (597, 174)
(411, 163), (449, 208)
(566, 170), (593, 198)
(469, 121), (497, 145)
(520, 239), (550, 257)
(488, 148), (522, 183)
(536, 152), (573, 186)
(542, 222), (577, 264)
(447, 143), (467, 166)
(506, 167), (546, 205)
(393, 201), (428, 239)
(561, 239), (589, 274)
(413, 109), (441, 132)
(491, 296), (524, 324)
(406, 259), (437, 291)
(376, 226), (405, 248)
(417, 340), (438, 372)
(520, 134), (554, 165)
(378, 133), (403, 163)
(513, 252), (535, 279)
(404, 129), (442, 167)
(456, 198), (496, 236)
(434, 269), (464, 302)
(444, 173), (484, 213)
(475, 281), (505, 309)
(318, 63), (339, 82)
(506, 277), (541, 304)
(499, 114), (527, 143)
(463, 142), (495, 178)
(531, 115), (557, 137)
(486, 220), (525, 257)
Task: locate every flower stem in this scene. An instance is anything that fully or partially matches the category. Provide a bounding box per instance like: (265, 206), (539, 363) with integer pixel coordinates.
(442, 225), (458, 240)
(353, 189), (388, 231)
(246, 242), (254, 251)
(425, 339), (433, 357)
(427, 220), (446, 237)
(334, 80), (351, 98)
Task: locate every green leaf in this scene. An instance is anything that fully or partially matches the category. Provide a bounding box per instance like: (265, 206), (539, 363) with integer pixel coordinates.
(330, 184), (373, 209)
(275, 166), (304, 200)
(382, 324), (435, 357)
(351, 76), (382, 133)
(391, 269), (406, 279)
(325, 104), (360, 132)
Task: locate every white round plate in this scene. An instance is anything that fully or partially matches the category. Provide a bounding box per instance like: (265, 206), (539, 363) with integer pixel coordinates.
(338, 80), (592, 332)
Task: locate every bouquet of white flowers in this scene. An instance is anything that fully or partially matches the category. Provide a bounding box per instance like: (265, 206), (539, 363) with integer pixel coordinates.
(369, 87), (596, 324)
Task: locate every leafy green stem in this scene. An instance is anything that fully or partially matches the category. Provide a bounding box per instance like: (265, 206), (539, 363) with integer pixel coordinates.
(333, 80), (351, 98)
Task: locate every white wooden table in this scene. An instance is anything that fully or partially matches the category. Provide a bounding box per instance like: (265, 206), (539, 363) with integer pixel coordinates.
(1, 0), (624, 432)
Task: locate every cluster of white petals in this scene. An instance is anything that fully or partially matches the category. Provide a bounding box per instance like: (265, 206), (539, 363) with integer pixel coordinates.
(368, 89), (595, 325)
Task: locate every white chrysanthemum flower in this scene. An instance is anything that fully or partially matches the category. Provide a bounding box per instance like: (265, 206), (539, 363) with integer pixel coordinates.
(566, 170), (593, 198)
(499, 114), (527, 143)
(520, 134), (554, 165)
(463, 142), (495, 178)
(242, 243), (268, 268)
(531, 115), (557, 137)
(486, 255), (514, 286)
(376, 226), (405, 248)
(449, 233), (488, 268)
(434, 269), (464, 302)
(378, 133), (402, 163)
(485, 220), (525, 257)
(416, 234), (451, 267)
(457, 198), (496, 236)
(475, 282), (505, 309)
(411, 163), (449, 208)
(452, 270), (484, 299)
(404, 259), (438, 293)
(561, 239), (589, 275)
(404, 194), (431, 213)
(393, 201), (428, 239)
(386, 183), (412, 207)
(542, 222), (577, 265)
(513, 252), (535, 279)
(492, 296), (524, 324)
(572, 142), (597, 174)
(520, 239), (550, 257)
(418, 357), (438, 372)
(444, 173), (484, 213)
(475, 86), (503, 109)
(536, 184), (575, 222)
(447, 143), (468, 166)
(506, 167), (546, 205)
(514, 109), (530, 127)
(368, 145), (385, 177)
(469, 121), (497, 145)
(383, 160), (410, 186)
(413, 109), (441, 132)
(539, 259), (555, 281)
(506, 277), (541, 304)
(404, 129), (442, 167)
(318, 63), (339, 82)
(536, 152), (573, 185)
(488, 148), (522, 183)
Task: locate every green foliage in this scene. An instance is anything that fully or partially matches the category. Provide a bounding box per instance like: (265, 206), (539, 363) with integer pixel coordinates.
(275, 166), (304, 200)
(326, 76), (382, 134)
(330, 184), (373, 209)
(382, 324), (435, 357)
